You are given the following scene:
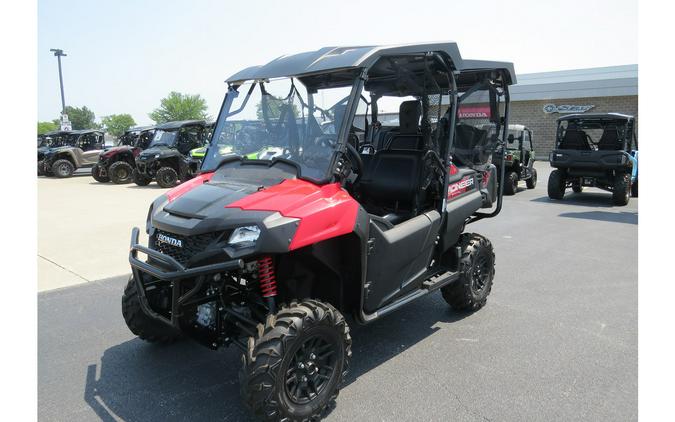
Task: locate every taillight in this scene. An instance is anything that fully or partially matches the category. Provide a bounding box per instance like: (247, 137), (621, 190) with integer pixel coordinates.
(448, 163), (459, 175)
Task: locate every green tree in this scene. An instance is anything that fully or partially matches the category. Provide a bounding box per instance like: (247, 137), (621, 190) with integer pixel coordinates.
(37, 121), (58, 135)
(62, 105), (100, 130)
(101, 114), (136, 137)
(255, 97), (299, 120)
(148, 92), (209, 123)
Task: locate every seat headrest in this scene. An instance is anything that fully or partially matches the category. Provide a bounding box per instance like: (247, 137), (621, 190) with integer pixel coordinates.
(399, 101), (421, 135)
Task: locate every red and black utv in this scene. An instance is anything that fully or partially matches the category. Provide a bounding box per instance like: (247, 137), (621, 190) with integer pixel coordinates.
(123, 43), (515, 421)
(92, 126), (155, 184)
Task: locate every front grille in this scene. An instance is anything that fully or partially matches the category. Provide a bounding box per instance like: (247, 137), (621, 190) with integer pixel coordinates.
(152, 229), (223, 266)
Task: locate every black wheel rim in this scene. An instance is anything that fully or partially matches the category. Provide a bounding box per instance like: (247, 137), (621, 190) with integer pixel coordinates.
(285, 334), (337, 405)
(471, 254), (492, 294)
(161, 172), (175, 185)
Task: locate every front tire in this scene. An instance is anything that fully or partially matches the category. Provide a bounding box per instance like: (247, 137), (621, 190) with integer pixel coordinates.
(441, 233), (495, 311)
(547, 169), (565, 200)
(612, 174), (630, 206)
(526, 168), (537, 189)
(133, 168), (152, 186)
(109, 161), (134, 184)
(503, 171), (518, 195)
(156, 166), (179, 188)
(52, 159), (75, 178)
(91, 163), (110, 183)
(121, 276), (181, 343)
(240, 299), (351, 422)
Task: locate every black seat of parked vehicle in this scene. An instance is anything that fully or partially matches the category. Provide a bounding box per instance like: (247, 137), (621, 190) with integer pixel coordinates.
(386, 101), (423, 150)
(559, 127), (592, 150)
(358, 149), (426, 224)
(597, 126), (621, 150)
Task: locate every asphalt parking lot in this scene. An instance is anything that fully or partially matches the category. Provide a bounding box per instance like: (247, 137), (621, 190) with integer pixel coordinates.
(38, 162), (637, 421)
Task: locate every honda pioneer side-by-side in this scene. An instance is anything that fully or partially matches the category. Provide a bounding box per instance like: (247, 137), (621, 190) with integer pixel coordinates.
(122, 43), (515, 421)
(92, 126), (156, 184)
(497, 124), (537, 195)
(132, 120), (209, 188)
(548, 113), (638, 205)
(39, 129), (106, 178)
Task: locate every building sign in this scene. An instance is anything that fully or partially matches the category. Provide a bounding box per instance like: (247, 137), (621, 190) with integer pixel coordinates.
(60, 113), (72, 131)
(458, 106), (491, 119)
(543, 104), (595, 114)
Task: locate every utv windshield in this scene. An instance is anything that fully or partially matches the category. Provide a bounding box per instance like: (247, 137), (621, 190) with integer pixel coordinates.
(149, 130), (178, 148)
(202, 75), (358, 181)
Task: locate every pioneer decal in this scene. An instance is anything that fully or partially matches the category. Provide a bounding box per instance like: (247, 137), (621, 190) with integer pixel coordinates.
(448, 176), (475, 199)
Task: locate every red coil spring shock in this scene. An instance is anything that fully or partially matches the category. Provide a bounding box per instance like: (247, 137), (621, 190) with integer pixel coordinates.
(258, 256), (277, 298)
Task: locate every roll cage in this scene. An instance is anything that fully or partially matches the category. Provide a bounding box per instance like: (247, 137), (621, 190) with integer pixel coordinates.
(210, 45), (514, 223)
(555, 113), (637, 152)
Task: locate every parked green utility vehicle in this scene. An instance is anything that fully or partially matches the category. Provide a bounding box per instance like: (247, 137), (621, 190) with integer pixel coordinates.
(497, 124), (537, 195)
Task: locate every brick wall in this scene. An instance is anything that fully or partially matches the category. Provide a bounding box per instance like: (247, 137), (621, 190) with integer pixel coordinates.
(508, 95), (638, 158)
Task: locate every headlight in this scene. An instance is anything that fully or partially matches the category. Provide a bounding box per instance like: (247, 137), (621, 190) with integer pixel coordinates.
(154, 154), (161, 159)
(228, 226), (261, 248)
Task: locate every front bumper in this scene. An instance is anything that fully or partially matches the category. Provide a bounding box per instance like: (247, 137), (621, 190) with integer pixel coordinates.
(128, 227), (244, 327)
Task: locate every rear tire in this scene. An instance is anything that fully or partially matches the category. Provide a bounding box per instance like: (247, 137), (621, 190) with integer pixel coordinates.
(109, 161), (134, 184)
(503, 171), (518, 195)
(52, 159), (75, 178)
(240, 299), (351, 422)
(133, 168), (152, 186)
(156, 166), (179, 188)
(441, 233), (495, 311)
(91, 163), (109, 183)
(547, 169), (565, 200)
(631, 179), (638, 197)
(121, 276), (181, 343)
(612, 174), (630, 206)
(526, 168), (537, 189)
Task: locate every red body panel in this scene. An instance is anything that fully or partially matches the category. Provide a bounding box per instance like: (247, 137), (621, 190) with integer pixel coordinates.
(166, 172), (214, 202)
(226, 179), (359, 250)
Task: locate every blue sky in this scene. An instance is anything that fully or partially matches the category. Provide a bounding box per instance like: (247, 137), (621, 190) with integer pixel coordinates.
(38, 0), (638, 126)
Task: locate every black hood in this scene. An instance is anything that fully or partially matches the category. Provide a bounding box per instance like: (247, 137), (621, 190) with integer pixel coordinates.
(140, 145), (177, 158)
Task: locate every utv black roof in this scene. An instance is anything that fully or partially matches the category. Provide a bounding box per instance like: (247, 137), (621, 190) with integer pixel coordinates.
(557, 113), (634, 122)
(127, 125), (155, 133)
(226, 43), (516, 86)
(154, 120), (207, 130)
(69, 129), (104, 135)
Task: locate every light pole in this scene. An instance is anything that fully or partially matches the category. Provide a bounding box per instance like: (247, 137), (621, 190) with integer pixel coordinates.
(50, 48), (67, 117)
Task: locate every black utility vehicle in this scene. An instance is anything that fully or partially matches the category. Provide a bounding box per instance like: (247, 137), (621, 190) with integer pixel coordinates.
(39, 129), (106, 178)
(132, 120), (208, 188)
(498, 124), (537, 195)
(548, 113), (638, 205)
(92, 126), (155, 184)
(122, 43), (514, 421)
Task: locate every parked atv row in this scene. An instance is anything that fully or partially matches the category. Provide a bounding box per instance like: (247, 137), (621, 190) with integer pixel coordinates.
(121, 43), (516, 422)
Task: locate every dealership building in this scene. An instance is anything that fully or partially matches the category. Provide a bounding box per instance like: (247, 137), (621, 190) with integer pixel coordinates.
(506, 64), (637, 158)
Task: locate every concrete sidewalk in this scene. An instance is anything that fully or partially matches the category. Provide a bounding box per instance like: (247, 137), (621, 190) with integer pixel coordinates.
(38, 174), (169, 291)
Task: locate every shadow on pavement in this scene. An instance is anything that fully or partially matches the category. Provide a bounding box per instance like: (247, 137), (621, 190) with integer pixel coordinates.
(559, 210), (638, 225)
(530, 193), (618, 208)
(84, 296), (470, 421)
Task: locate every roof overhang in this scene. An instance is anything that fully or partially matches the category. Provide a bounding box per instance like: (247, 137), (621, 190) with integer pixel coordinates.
(226, 43), (515, 86)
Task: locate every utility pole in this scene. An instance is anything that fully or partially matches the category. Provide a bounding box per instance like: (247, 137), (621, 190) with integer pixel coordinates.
(50, 48), (70, 129)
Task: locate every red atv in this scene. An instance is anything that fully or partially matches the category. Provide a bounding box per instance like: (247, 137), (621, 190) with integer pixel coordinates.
(123, 43), (515, 421)
(92, 126), (155, 184)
